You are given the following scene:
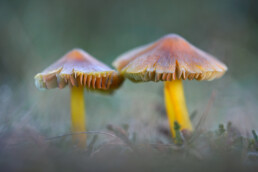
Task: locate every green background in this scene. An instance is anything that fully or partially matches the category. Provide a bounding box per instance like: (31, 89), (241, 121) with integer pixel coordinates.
(0, 0), (257, 140)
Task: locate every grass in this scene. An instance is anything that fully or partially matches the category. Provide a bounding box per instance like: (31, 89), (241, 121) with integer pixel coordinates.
(0, 87), (257, 171)
(0, 119), (258, 172)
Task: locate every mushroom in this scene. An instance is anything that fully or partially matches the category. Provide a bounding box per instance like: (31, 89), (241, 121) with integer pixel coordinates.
(35, 49), (124, 147)
(113, 34), (227, 137)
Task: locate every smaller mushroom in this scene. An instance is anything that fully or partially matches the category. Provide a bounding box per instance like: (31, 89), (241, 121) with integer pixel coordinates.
(113, 34), (227, 137)
(35, 49), (124, 147)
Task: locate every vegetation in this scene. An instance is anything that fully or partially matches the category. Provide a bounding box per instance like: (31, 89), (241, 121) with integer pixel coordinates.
(0, 119), (258, 171)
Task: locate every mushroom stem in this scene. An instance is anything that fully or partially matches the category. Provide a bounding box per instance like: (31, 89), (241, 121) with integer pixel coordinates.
(71, 86), (86, 147)
(164, 80), (192, 137)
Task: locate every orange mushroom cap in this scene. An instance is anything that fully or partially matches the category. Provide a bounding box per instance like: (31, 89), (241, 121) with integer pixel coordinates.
(35, 49), (124, 91)
(113, 34), (227, 82)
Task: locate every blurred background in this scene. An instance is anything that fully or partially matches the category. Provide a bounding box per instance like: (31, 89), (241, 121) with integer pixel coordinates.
(0, 0), (258, 142)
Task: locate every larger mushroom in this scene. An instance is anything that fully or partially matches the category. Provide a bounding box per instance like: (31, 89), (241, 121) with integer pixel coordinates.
(113, 34), (227, 137)
(35, 49), (124, 147)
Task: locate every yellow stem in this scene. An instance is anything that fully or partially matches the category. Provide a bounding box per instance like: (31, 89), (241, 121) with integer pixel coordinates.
(71, 86), (86, 147)
(164, 80), (192, 137)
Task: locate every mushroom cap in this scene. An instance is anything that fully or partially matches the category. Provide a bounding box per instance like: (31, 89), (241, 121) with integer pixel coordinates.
(35, 49), (124, 91)
(113, 34), (227, 82)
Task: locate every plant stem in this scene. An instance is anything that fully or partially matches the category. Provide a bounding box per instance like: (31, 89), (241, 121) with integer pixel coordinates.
(164, 80), (192, 137)
(71, 86), (86, 147)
